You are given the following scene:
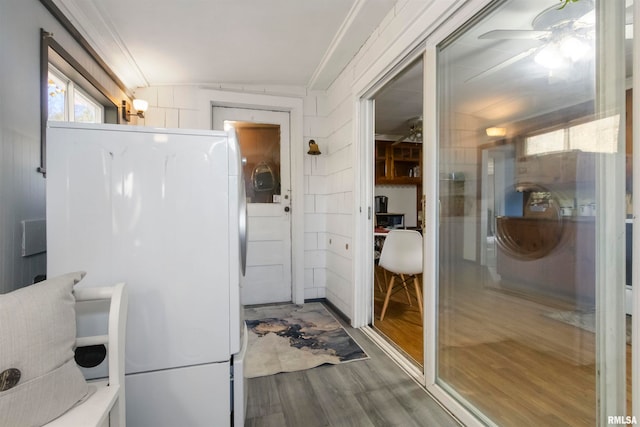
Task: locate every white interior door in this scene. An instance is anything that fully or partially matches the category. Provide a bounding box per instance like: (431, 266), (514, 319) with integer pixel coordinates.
(213, 107), (292, 304)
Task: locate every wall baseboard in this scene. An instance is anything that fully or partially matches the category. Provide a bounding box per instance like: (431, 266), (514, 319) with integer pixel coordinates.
(306, 297), (352, 325)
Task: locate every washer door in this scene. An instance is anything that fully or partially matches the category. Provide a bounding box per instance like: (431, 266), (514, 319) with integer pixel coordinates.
(495, 186), (564, 260)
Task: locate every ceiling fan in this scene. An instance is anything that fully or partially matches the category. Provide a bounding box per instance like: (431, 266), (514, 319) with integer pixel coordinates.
(467, 0), (633, 82)
(393, 116), (423, 145)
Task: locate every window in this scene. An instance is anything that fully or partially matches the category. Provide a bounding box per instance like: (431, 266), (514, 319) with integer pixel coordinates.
(568, 115), (619, 154)
(525, 115), (621, 155)
(48, 65), (103, 123)
(525, 129), (566, 155)
(40, 29), (121, 175)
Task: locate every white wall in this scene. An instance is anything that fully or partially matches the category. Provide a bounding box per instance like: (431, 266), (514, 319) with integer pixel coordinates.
(317, 71), (355, 317)
(374, 185), (418, 227)
(302, 91), (330, 301)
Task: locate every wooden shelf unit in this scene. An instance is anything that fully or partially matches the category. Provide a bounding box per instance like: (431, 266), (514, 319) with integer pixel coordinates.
(375, 141), (422, 185)
(375, 141), (423, 226)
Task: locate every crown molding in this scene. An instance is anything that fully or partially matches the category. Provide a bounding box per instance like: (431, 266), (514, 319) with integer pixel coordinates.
(308, 0), (396, 91)
(51, 0), (148, 90)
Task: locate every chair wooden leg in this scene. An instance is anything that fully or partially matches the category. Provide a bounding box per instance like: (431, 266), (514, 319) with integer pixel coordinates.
(380, 275), (396, 321)
(375, 266), (383, 292)
(413, 276), (423, 320)
(399, 274), (412, 306)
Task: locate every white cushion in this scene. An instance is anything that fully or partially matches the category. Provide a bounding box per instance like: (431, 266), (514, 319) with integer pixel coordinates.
(0, 272), (89, 426)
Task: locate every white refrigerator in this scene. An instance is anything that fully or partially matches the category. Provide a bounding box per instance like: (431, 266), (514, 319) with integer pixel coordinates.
(46, 122), (248, 426)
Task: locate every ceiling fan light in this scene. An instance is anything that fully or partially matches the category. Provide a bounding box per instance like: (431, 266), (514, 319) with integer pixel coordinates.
(534, 44), (565, 69)
(560, 36), (590, 62)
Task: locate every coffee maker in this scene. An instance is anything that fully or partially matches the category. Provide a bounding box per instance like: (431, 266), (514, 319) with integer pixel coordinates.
(375, 196), (388, 213)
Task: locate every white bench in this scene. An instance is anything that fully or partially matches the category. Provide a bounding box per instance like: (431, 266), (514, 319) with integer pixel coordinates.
(45, 283), (128, 427)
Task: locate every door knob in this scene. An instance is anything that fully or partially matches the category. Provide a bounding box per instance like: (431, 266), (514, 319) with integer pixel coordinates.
(284, 206), (290, 212)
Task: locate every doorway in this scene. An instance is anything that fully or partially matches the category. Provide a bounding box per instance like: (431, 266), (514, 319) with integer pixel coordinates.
(370, 57), (425, 367)
(213, 107), (293, 305)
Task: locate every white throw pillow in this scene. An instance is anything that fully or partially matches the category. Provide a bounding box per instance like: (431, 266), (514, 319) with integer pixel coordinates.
(0, 271), (89, 426)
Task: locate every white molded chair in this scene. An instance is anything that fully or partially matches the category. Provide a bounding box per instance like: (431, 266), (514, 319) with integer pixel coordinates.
(378, 230), (423, 321)
(46, 283), (128, 427)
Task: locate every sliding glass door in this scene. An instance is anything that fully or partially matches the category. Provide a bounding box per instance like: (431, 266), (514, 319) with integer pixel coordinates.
(435, 0), (630, 424)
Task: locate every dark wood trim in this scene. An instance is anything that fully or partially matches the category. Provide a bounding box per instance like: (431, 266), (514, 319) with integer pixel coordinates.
(38, 0), (130, 96)
(39, 29), (51, 176)
(39, 29), (124, 176)
(46, 35), (121, 108)
(308, 297), (352, 325)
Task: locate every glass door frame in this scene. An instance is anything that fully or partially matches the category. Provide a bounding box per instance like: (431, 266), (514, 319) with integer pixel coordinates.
(422, 1), (635, 425)
(423, 45), (489, 427)
(633, 0), (640, 419)
(353, 0), (639, 425)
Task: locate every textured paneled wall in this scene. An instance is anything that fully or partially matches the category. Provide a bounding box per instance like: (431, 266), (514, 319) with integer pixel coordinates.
(0, 128), (47, 292)
(301, 91), (328, 301)
(317, 70), (355, 317)
(0, 0), (51, 292)
(0, 0), (130, 293)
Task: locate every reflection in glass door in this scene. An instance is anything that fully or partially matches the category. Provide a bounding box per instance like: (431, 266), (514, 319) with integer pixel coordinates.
(435, 0), (629, 425)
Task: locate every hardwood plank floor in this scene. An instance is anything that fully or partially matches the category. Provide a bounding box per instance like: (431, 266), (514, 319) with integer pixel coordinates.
(373, 267), (424, 364)
(371, 261), (633, 426)
(244, 304), (460, 427)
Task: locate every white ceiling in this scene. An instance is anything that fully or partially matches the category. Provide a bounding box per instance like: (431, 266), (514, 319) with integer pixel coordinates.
(374, 57), (423, 139)
(52, 0), (633, 138)
(52, 0), (397, 91)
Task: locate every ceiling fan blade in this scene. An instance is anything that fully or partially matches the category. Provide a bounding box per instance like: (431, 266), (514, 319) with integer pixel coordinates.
(479, 30), (550, 40)
(392, 134), (408, 145)
(575, 9), (595, 27)
(465, 47), (537, 83)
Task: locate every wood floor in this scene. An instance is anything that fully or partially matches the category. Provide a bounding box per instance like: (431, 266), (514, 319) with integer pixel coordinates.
(373, 267), (424, 364)
(373, 261), (633, 426)
(244, 304), (461, 427)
